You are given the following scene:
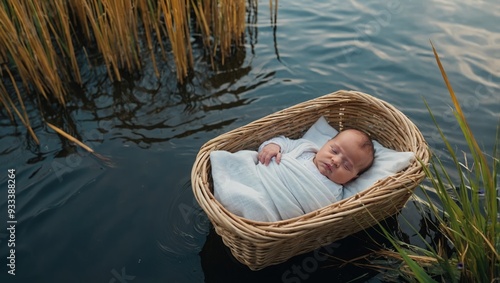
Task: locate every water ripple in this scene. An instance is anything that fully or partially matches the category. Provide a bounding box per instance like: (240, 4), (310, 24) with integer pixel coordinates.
(157, 179), (210, 258)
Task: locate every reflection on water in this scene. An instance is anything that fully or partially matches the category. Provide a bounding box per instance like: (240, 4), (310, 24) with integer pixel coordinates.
(67, 38), (273, 150)
(0, 0), (499, 282)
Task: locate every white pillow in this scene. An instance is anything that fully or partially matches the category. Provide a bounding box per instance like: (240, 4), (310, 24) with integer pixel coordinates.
(303, 116), (414, 199)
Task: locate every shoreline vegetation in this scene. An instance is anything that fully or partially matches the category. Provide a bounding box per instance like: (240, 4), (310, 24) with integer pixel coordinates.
(366, 44), (499, 283)
(0, 0), (254, 145)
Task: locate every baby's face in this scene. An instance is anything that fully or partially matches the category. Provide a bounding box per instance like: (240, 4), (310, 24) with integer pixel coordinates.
(313, 130), (372, 185)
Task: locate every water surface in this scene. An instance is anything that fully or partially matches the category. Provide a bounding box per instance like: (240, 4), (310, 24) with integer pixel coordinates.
(0, 0), (498, 282)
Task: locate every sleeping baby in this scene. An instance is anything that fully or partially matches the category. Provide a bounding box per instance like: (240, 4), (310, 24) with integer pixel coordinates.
(210, 128), (375, 222)
(258, 129), (374, 186)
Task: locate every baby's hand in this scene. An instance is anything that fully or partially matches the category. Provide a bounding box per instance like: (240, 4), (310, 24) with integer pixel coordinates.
(258, 143), (282, 165)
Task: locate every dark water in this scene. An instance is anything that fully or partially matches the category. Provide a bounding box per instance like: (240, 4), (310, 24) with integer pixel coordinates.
(1, 0), (498, 282)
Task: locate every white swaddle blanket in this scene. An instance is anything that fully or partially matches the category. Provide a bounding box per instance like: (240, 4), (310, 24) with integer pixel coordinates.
(210, 141), (341, 222)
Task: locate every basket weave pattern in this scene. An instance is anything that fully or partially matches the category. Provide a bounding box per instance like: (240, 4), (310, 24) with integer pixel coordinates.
(191, 90), (430, 270)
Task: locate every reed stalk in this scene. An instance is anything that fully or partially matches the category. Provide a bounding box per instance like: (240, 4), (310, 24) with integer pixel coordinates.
(158, 0), (193, 82)
(0, 0), (250, 148)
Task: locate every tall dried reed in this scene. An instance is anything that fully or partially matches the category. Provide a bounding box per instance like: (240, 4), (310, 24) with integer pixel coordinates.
(0, 0), (249, 148)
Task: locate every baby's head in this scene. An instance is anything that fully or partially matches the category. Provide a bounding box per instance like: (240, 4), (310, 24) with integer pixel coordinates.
(313, 129), (375, 185)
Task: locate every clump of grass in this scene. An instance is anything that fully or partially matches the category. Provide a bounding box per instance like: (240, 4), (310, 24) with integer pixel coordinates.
(0, 0), (250, 148)
(70, 0), (142, 82)
(191, 0), (248, 68)
(369, 43), (499, 282)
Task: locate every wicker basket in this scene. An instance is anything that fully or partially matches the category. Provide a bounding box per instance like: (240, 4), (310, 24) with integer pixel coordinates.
(191, 90), (429, 270)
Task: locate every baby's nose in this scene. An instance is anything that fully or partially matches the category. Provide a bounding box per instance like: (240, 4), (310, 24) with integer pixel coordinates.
(331, 156), (340, 167)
